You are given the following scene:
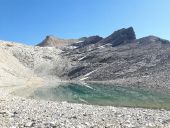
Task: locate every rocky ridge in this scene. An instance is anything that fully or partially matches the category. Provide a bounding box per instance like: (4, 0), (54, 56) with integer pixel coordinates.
(37, 35), (79, 47)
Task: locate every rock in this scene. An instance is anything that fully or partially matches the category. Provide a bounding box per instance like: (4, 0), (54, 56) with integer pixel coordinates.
(124, 122), (135, 128)
(73, 36), (103, 48)
(11, 111), (18, 117)
(13, 111), (18, 114)
(105, 123), (114, 128)
(162, 119), (170, 124)
(84, 122), (90, 126)
(76, 124), (86, 128)
(44, 122), (56, 128)
(37, 35), (79, 47)
(72, 115), (77, 119)
(83, 113), (87, 116)
(102, 118), (105, 121)
(0, 112), (7, 115)
(146, 122), (156, 127)
(24, 121), (35, 127)
(97, 27), (136, 46)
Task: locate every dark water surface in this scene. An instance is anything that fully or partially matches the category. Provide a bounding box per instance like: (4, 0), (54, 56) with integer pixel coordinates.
(30, 83), (170, 109)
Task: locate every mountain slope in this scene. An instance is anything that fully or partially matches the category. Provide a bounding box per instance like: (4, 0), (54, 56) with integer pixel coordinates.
(0, 42), (42, 86)
(60, 28), (170, 89)
(0, 40), (73, 81)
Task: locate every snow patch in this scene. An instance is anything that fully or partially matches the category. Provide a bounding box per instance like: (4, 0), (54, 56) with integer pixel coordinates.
(79, 98), (88, 103)
(142, 75), (150, 78)
(98, 45), (105, 49)
(75, 41), (83, 43)
(78, 56), (87, 61)
(84, 70), (95, 77)
(81, 82), (93, 90)
(68, 46), (78, 49)
(80, 77), (88, 81)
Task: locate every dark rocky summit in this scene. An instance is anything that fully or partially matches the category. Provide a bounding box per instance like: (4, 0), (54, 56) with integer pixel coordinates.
(97, 27), (136, 46)
(73, 36), (103, 48)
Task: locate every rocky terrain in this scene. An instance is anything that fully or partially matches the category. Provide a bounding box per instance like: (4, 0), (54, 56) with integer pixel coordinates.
(0, 40), (72, 81)
(1, 27), (170, 90)
(60, 27), (170, 90)
(1, 88), (170, 128)
(1, 27), (170, 127)
(0, 42), (42, 87)
(1, 27), (170, 91)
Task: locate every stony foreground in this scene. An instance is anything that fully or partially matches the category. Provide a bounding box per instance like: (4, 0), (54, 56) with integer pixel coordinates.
(0, 88), (170, 128)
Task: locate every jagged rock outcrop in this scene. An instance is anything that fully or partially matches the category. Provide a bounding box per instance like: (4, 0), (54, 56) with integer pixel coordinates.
(73, 36), (103, 48)
(97, 27), (136, 46)
(65, 27), (136, 54)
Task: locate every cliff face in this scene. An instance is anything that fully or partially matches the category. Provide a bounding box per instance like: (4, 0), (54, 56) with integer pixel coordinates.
(97, 27), (136, 46)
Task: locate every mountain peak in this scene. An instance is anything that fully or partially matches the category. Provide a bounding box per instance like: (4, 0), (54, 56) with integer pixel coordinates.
(37, 35), (79, 47)
(46, 35), (58, 40)
(97, 27), (136, 46)
(137, 35), (170, 45)
(110, 27), (136, 41)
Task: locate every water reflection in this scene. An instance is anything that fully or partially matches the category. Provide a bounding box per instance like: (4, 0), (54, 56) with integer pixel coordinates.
(30, 83), (170, 109)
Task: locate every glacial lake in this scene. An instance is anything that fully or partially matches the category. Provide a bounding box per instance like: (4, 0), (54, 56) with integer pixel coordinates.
(27, 83), (170, 109)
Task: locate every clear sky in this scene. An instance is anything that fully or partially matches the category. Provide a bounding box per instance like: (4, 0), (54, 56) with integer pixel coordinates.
(0, 0), (170, 45)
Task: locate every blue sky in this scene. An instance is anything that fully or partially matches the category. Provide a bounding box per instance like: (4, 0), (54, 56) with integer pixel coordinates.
(0, 0), (170, 45)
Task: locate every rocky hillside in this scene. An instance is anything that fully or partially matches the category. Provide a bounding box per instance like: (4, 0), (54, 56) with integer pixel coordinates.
(0, 42), (42, 86)
(1, 27), (170, 89)
(0, 41), (74, 82)
(60, 27), (170, 89)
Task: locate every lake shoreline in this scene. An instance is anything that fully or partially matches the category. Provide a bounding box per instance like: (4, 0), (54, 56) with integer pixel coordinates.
(19, 82), (170, 110)
(1, 83), (170, 127)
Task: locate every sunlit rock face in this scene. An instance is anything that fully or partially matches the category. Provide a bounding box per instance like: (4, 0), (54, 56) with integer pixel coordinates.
(37, 35), (79, 47)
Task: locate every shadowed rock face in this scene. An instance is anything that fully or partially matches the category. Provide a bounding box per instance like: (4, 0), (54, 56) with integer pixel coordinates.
(73, 36), (103, 48)
(37, 35), (79, 47)
(97, 27), (136, 46)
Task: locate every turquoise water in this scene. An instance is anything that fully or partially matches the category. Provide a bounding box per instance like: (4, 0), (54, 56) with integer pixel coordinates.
(31, 83), (170, 109)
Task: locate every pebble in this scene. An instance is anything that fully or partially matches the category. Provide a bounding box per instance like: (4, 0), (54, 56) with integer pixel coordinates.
(24, 122), (34, 127)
